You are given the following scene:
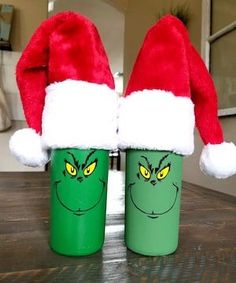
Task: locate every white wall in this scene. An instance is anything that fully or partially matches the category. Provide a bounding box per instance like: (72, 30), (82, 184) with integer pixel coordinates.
(0, 51), (23, 120)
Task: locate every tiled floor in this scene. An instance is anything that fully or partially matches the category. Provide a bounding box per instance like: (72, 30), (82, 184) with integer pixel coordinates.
(0, 120), (44, 172)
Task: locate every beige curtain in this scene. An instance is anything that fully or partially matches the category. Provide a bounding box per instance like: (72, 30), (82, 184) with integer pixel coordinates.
(0, 87), (11, 131)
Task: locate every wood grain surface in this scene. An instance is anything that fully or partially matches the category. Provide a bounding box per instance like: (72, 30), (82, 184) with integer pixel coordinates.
(0, 172), (235, 283)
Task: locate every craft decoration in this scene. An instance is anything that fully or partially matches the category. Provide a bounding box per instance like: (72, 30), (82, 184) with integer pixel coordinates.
(51, 148), (109, 255)
(119, 15), (236, 256)
(125, 150), (182, 255)
(9, 11), (118, 256)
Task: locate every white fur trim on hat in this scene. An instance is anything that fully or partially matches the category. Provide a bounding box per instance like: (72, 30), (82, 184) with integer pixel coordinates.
(200, 142), (236, 179)
(42, 79), (118, 150)
(118, 90), (195, 155)
(9, 128), (49, 167)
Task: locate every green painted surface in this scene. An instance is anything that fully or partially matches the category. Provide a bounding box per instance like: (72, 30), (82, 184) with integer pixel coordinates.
(125, 149), (183, 256)
(50, 148), (109, 256)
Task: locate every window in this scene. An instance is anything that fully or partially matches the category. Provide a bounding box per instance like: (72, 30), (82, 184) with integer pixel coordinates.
(202, 0), (236, 116)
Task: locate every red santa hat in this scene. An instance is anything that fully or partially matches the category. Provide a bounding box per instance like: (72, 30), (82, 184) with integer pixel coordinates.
(118, 15), (236, 179)
(9, 11), (118, 167)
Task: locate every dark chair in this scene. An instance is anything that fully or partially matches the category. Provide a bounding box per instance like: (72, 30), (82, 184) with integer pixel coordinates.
(109, 150), (121, 170)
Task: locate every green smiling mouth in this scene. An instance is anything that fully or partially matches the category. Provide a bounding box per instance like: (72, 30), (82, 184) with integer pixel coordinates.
(129, 183), (179, 219)
(55, 179), (106, 216)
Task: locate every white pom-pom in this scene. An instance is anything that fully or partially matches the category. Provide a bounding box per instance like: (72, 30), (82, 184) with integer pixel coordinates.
(200, 142), (236, 179)
(9, 128), (49, 167)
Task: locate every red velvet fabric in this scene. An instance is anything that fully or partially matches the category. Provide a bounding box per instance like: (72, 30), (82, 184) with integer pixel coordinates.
(125, 15), (191, 98)
(125, 15), (224, 145)
(16, 12), (114, 134)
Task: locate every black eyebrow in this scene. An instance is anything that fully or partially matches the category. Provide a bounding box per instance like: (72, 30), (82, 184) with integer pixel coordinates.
(155, 153), (170, 172)
(82, 150), (96, 169)
(140, 155), (153, 172)
(86, 158), (98, 168)
(66, 151), (80, 170)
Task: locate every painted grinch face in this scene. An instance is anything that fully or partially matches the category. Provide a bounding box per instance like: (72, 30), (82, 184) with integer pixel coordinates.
(127, 151), (181, 219)
(52, 149), (107, 216)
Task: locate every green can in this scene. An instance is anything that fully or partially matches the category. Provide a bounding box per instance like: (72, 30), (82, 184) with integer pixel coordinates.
(50, 148), (109, 256)
(125, 149), (183, 256)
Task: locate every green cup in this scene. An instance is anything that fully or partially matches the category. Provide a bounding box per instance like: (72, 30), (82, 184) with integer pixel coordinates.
(50, 148), (109, 256)
(125, 149), (183, 256)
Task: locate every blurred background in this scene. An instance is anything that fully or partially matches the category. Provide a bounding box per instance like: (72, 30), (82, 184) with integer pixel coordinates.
(0, 0), (235, 196)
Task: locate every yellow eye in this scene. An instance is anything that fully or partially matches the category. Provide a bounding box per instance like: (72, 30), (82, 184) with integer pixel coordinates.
(84, 161), (97, 176)
(157, 166), (170, 180)
(65, 162), (77, 176)
(139, 165), (151, 179)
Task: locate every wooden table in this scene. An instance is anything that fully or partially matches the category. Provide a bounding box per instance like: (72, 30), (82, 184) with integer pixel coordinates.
(0, 172), (235, 282)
